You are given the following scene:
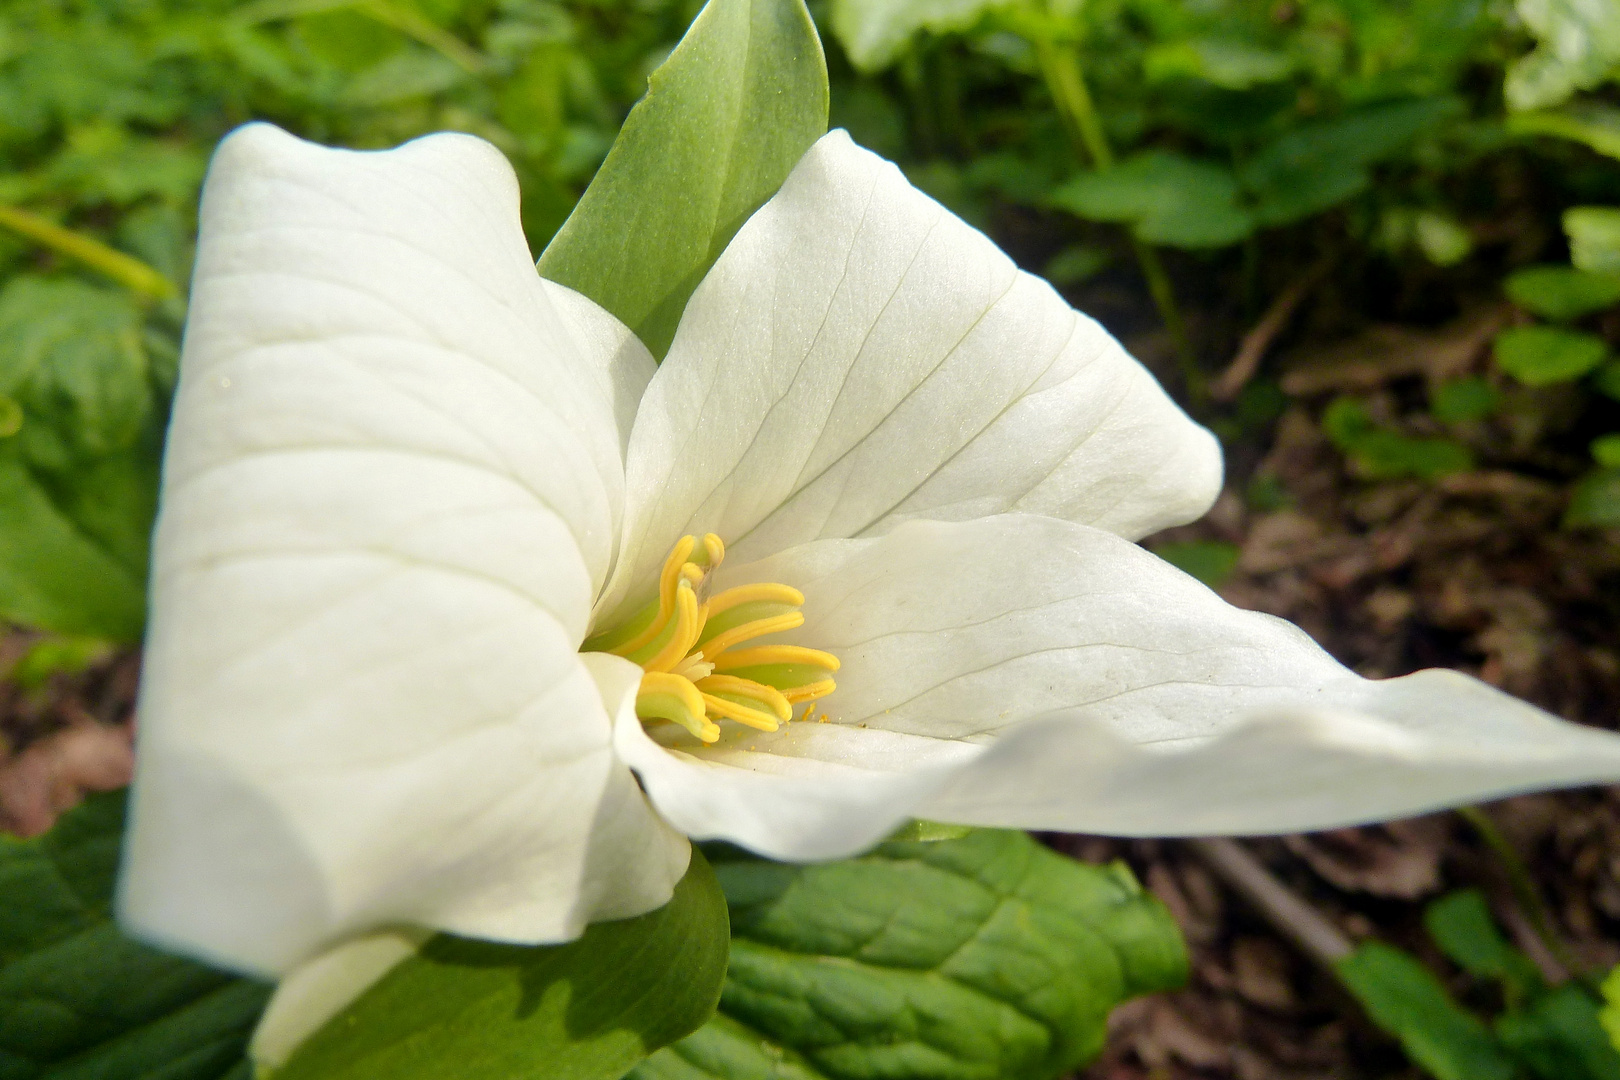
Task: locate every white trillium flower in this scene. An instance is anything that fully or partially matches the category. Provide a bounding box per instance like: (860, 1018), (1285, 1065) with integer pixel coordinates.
(122, 123), (1620, 993)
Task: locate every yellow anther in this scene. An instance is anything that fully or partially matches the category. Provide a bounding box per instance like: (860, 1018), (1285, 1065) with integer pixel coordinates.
(697, 674), (792, 722)
(588, 536), (837, 745)
(702, 533), (726, 567)
(783, 679), (837, 705)
(699, 692), (781, 732)
(705, 582), (804, 617)
(636, 672), (719, 743)
(700, 611), (804, 659)
(710, 645), (840, 674)
(641, 583), (704, 673)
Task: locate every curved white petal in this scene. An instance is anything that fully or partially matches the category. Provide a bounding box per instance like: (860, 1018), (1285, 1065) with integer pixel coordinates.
(920, 678), (1620, 836)
(621, 515), (1620, 856)
(119, 124), (676, 976)
(602, 130), (1219, 616)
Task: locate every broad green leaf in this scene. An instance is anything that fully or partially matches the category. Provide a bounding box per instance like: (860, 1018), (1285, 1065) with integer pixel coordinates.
(1349, 431), (1474, 480)
(1497, 983), (1620, 1080)
(830, 0), (1008, 73)
(1240, 97), (1463, 227)
(1494, 325), (1611, 385)
(1506, 265), (1620, 320)
(631, 829), (1187, 1080)
(1144, 39), (1294, 90)
(1566, 207), (1620, 275)
(1593, 434), (1620, 468)
(0, 446), (146, 641)
(537, 0), (828, 360)
(0, 277), (152, 468)
(1505, 0), (1620, 112)
(1431, 377), (1502, 423)
(0, 790), (272, 1080)
(1414, 211), (1473, 267)
(272, 849), (730, 1080)
(1337, 942), (1518, 1080)
(1042, 244), (1110, 286)
(1508, 103), (1620, 160)
(1049, 151), (1253, 249)
(1566, 467), (1620, 528)
(1151, 540), (1240, 588)
(1423, 890), (1543, 1002)
(1599, 965), (1620, 1053)
(1323, 398), (1474, 480)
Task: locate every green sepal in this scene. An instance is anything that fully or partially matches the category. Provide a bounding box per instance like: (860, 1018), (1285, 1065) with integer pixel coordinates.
(537, 0), (828, 360)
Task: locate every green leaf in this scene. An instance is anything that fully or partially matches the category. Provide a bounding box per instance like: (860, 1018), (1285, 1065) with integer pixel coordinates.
(1240, 97), (1463, 227)
(1599, 964), (1620, 1054)
(1497, 983), (1620, 1080)
(1431, 377), (1502, 423)
(1566, 467), (1620, 528)
(631, 829), (1187, 1080)
(1143, 38), (1294, 90)
(1049, 151), (1253, 249)
(1505, 0), (1620, 111)
(1413, 211), (1473, 267)
(0, 445), (146, 641)
(1508, 103), (1620, 160)
(273, 849), (730, 1080)
(1593, 434), (1620, 468)
(537, 0), (828, 360)
(0, 790), (272, 1079)
(1423, 890), (1544, 1001)
(1151, 540), (1240, 588)
(1494, 325), (1611, 385)
(0, 277), (153, 467)
(1324, 398), (1474, 479)
(830, 0), (1007, 73)
(1337, 942), (1518, 1080)
(1505, 266), (1620, 320)
(1567, 207), (1620, 276)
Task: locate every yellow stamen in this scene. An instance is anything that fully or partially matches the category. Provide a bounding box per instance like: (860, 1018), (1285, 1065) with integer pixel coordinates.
(641, 583), (704, 673)
(586, 536), (838, 745)
(705, 582), (804, 616)
(636, 672), (719, 743)
(783, 679), (837, 705)
(696, 674), (792, 721)
(700, 692), (781, 732)
(699, 611), (804, 658)
(710, 645), (840, 674)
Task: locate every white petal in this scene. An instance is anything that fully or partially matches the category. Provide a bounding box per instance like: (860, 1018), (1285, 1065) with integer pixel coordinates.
(920, 681), (1620, 836)
(623, 514), (1620, 855)
(119, 124), (675, 976)
(603, 129), (1218, 615)
(614, 698), (975, 861)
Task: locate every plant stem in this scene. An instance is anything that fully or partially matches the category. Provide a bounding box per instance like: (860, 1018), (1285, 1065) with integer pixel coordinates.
(1034, 40), (1200, 399)
(0, 204), (176, 299)
(1187, 837), (1353, 974)
(1458, 805), (1597, 991)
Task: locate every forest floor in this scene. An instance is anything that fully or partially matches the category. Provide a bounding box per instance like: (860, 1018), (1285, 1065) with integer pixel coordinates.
(1061, 240), (1620, 1079)
(3, 236), (1620, 1080)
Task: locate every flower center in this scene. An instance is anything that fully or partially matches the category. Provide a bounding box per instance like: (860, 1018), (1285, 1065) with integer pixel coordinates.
(583, 534), (839, 743)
